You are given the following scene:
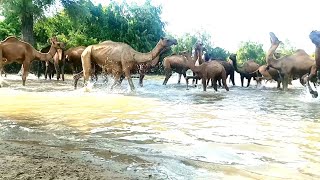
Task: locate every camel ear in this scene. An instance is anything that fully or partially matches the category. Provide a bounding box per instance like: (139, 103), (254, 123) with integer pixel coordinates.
(160, 37), (164, 40)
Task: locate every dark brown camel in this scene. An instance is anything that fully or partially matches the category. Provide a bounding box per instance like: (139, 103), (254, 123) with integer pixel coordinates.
(80, 37), (177, 91)
(0, 36), (64, 86)
(229, 54), (260, 87)
(267, 32), (315, 91)
(305, 30), (320, 97)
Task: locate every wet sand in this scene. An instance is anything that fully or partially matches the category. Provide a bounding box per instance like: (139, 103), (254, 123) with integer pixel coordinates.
(0, 140), (152, 180)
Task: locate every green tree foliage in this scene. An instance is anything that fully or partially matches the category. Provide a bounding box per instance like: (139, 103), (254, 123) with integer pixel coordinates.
(276, 39), (297, 57)
(205, 47), (229, 60)
(236, 41), (265, 65)
(0, 14), (20, 39)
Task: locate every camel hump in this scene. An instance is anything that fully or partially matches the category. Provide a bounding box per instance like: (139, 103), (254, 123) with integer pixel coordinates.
(294, 49), (307, 54)
(2, 36), (20, 43)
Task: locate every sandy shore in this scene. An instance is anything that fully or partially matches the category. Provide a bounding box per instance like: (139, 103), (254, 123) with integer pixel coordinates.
(0, 140), (153, 180)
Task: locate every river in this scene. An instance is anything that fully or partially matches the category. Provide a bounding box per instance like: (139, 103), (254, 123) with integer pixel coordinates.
(0, 73), (319, 179)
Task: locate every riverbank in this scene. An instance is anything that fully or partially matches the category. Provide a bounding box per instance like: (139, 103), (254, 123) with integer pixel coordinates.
(0, 140), (152, 180)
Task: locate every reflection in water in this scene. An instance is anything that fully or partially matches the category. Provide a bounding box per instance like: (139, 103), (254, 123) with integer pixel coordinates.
(0, 74), (320, 179)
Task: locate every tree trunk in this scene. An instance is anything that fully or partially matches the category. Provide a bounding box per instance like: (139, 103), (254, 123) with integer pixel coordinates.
(21, 12), (38, 74)
(21, 13), (35, 46)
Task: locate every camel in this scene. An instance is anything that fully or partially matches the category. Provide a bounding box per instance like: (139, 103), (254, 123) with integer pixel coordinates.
(305, 30), (320, 97)
(37, 45), (65, 81)
(204, 53), (235, 86)
(73, 46), (170, 89)
(183, 42), (228, 91)
(162, 43), (203, 85)
(184, 51), (229, 92)
(80, 37), (177, 91)
(162, 53), (191, 85)
(251, 65), (281, 88)
(65, 46), (87, 74)
(229, 54), (260, 87)
(267, 32), (315, 91)
(0, 36), (64, 86)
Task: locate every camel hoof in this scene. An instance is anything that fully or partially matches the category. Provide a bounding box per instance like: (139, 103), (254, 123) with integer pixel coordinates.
(312, 91), (318, 98)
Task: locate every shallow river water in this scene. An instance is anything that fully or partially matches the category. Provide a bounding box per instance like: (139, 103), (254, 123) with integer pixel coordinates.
(0, 73), (320, 179)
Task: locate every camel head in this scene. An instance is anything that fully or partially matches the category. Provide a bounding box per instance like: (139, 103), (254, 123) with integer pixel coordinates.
(309, 30), (320, 47)
(269, 32), (281, 45)
(229, 53), (237, 61)
(160, 37), (177, 48)
(50, 37), (65, 50)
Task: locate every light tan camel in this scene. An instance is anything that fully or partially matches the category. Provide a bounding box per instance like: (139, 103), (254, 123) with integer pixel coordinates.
(267, 32), (315, 91)
(0, 36), (64, 86)
(80, 37), (177, 91)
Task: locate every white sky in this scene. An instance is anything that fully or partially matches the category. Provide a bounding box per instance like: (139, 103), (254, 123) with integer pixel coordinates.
(94, 0), (320, 53)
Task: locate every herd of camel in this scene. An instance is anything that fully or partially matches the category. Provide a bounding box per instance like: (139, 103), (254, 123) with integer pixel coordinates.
(0, 31), (320, 97)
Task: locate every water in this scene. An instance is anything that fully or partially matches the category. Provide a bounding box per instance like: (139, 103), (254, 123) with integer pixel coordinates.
(0, 73), (320, 179)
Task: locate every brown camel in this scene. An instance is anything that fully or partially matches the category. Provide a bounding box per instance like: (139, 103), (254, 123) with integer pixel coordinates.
(162, 43), (203, 85)
(37, 45), (65, 81)
(229, 54), (260, 87)
(251, 65), (281, 88)
(305, 30), (320, 97)
(0, 36), (64, 86)
(184, 51), (229, 92)
(80, 37), (177, 91)
(65, 46), (86, 74)
(267, 32), (315, 91)
(162, 53), (191, 85)
(204, 53), (235, 86)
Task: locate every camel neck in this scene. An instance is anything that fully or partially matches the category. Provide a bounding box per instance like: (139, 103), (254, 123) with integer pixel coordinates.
(35, 45), (57, 61)
(266, 42), (281, 69)
(133, 41), (163, 63)
(315, 47), (320, 69)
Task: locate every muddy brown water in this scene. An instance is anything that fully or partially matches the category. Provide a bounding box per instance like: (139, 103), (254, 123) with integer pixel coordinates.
(0, 73), (319, 179)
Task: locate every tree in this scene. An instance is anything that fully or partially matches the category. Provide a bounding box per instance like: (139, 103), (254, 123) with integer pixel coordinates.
(0, 0), (84, 46)
(277, 39), (297, 56)
(205, 46), (229, 60)
(236, 41), (265, 65)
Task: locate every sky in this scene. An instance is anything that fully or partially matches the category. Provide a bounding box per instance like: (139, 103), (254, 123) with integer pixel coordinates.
(92, 0), (320, 54)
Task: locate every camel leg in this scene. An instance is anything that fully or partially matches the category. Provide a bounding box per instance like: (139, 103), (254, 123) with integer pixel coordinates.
(111, 72), (122, 90)
(22, 61), (30, 86)
(177, 74), (182, 84)
(222, 73), (229, 91)
(73, 71), (84, 89)
(54, 61), (60, 81)
(139, 73), (144, 87)
(230, 72), (235, 86)
(247, 77), (251, 87)
(202, 78), (207, 91)
(182, 73), (187, 85)
(61, 60), (65, 81)
(44, 61), (49, 79)
(282, 75), (289, 91)
(213, 78), (218, 91)
(124, 69), (135, 91)
(163, 68), (172, 85)
(240, 75), (244, 87)
(81, 49), (92, 86)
